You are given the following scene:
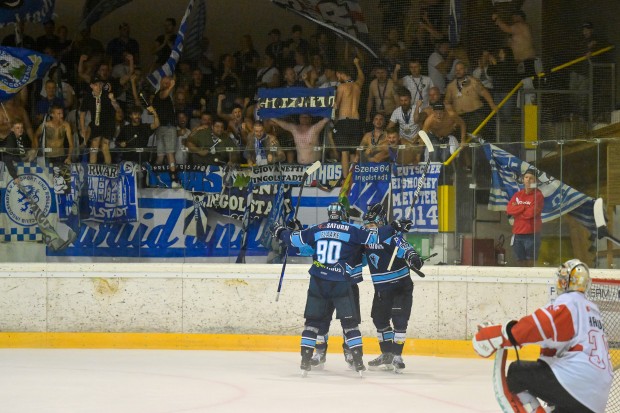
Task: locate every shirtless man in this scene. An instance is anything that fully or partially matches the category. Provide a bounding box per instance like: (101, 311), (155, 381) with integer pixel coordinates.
(270, 114), (329, 165)
(385, 127), (418, 166)
(365, 65), (398, 121)
(422, 86), (442, 116)
(358, 113), (389, 163)
(422, 102), (466, 163)
(36, 105), (73, 166)
(444, 62), (496, 138)
(492, 10), (538, 101)
(334, 57), (365, 173)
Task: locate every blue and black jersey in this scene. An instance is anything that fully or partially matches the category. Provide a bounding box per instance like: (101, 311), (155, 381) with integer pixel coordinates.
(280, 222), (395, 282)
(364, 234), (417, 291)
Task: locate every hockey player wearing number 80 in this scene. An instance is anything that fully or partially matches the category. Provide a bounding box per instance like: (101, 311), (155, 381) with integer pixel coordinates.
(362, 203), (423, 373)
(472, 259), (612, 413)
(273, 202), (411, 376)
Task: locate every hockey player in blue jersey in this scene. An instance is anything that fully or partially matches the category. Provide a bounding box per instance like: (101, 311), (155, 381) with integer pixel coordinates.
(272, 202), (412, 376)
(309, 203), (424, 372)
(363, 203), (423, 372)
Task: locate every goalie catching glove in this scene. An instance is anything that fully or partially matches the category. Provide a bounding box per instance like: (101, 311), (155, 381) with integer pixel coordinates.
(472, 320), (518, 358)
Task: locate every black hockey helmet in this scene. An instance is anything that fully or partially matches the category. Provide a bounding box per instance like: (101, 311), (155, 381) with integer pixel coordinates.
(327, 202), (348, 222)
(363, 203), (386, 226)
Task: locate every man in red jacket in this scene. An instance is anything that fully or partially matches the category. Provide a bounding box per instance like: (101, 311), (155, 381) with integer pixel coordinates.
(506, 168), (544, 266)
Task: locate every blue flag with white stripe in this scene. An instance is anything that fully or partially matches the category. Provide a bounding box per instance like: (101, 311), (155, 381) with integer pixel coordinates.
(183, 0), (206, 63)
(483, 143), (596, 234)
(0, 47), (55, 101)
(147, 0), (194, 90)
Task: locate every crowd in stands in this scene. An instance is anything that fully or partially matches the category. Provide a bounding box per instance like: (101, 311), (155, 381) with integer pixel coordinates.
(0, 3), (606, 187)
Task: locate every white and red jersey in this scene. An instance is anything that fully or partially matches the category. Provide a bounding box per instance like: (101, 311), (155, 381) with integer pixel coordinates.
(509, 291), (612, 413)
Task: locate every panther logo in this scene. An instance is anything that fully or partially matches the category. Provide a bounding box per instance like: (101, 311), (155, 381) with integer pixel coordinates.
(5, 174), (53, 226)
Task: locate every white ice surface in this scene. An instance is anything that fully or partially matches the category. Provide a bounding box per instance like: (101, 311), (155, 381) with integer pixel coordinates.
(0, 349), (501, 413)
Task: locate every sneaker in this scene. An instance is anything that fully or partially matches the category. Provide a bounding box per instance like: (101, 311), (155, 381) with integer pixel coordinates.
(310, 351), (326, 369)
(392, 355), (405, 373)
(368, 353), (394, 370)
(350, 348), (366, 373)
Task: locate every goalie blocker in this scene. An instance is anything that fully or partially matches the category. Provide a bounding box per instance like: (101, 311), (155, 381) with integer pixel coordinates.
(472, 259), (612, 413)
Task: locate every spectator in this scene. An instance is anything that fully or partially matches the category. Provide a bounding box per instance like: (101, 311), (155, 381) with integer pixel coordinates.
(366, 65), (399, 121)
(2, 121), (34, 173)
(265, 28), (285, 69)
(152, 18), (177, 66)
(152, 76), (180, 187)
(385, 127), (418, 165)
(506, 168), (544, 267)
(35, 20), (59, 53)
(393, 58), (434, 109)
(234, 34), (260, 98)
(444, 62), (497, 139)
(255, 53), (280, 91)
(217, 94), (246, 147)
(2, 20), (35, 49)
(79, 78), (121, 164)
(473, 50), (494, 90)
(35, 105), (73, 166)
(116, 105), (159, 164)
(283, 25), (310, 67)
(106, 22), (140, 66)
(309, 30), (336, 67)
(388, 88), (422, 143)
(270, 115), (330, 165)
(0, 96), (35, 155)
(428, 38), (454, 94)
(244, 120), (285, 166)
(111, 52), (136, 111)
(35, 80), (63, 126)
(293, 50), (313, 81)
(175, 112), (191, 165)
(359, 113), (389, 163)
(186, 118), (238, 166)
(487, 48), (519, 126)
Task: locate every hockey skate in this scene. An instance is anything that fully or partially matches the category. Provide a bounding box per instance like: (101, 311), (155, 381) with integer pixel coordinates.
(300, 348), (313, 377)
(343, 344), (354, 370)
(392, 355), (406, 373)
(350, 348), (366, 377)
(368, 353), (395, 370)
(310, 350), (326, 370)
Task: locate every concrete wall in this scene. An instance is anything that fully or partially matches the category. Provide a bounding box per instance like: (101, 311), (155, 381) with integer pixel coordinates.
(3, 263), (615, 340)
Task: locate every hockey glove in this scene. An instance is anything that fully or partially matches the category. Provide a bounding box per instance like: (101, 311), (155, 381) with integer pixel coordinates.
(405, 250), (423, 271)
(472, 321), (517, 358)
(286, 219), (302, 231)
(271, 223), (287, 240)
(391, 219), (413, 232)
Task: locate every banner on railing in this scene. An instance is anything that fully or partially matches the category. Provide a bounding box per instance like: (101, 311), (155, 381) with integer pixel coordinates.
(85, 162), (138, 224)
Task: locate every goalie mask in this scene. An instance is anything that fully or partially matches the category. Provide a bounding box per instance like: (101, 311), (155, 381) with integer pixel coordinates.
(363, 203), (386, 226)
(556, 258), (591, 294)
(327, 202), (348, 222)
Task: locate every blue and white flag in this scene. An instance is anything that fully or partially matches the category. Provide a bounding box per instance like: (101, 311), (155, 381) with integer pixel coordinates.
(79, 0), (133, 29)
(270, 0), (378, 59)
(448, 0), (462, 46)
(0, 47), (55, 101)
(147, 0), (194, 90)
(257, 87), (336, 119)
(86, 162), (138, 224)
(183, 0), (206, 63)
(483, 143), (596, 233)
(0, 0), (55, 27)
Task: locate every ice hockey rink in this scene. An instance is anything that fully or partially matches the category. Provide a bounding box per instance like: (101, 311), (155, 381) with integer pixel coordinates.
(0, 349), (500, 413)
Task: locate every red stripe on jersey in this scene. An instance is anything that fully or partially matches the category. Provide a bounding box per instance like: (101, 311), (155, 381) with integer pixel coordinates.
(510, 304), (575, 345)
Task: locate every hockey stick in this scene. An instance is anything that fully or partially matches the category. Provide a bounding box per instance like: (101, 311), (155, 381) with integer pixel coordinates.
(387, 130), (434, 270)
(275, 160), (321, 301)
(594, 198), (620, 247)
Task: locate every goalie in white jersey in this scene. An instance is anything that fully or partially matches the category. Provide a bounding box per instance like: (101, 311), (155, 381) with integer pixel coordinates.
(473, 259), (612, 413)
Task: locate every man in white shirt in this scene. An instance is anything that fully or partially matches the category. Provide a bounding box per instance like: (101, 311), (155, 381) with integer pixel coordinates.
(427, 38), (454, 94)
(392, 59), (434, 109)
(388, 89), (421, 142)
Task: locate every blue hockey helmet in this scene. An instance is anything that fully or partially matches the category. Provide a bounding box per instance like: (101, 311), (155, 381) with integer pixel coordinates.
(327, 202), (349, 222)
(363, 203), (386, 226)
